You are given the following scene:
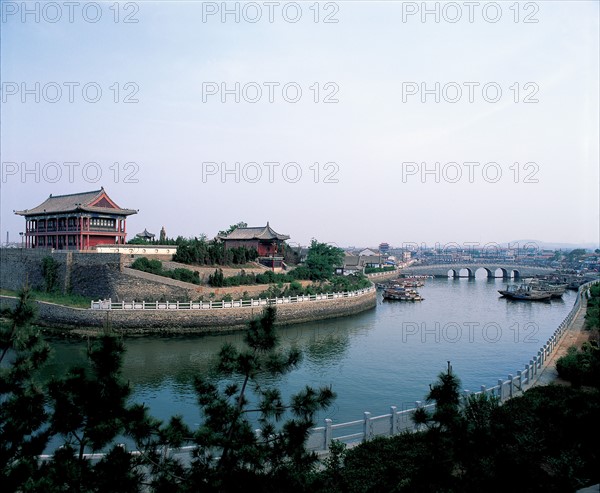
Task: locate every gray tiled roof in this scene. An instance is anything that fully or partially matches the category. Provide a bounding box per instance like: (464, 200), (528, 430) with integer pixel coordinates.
(136, 229), (155, 238)
(218, 222), (290, 241)
(15, 188), (137, 216)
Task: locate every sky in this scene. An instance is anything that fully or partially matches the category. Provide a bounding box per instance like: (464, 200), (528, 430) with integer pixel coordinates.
(1, 0), (599, 249)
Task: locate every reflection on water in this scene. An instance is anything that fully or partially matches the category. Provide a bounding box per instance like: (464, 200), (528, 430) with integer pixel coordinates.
(41, 278), (578, 426)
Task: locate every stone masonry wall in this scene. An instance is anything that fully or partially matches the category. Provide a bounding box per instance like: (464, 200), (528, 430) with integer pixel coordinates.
(0, 249), (123, 299)
(0, 289), (377, 335)
(1, 249), (307, 302)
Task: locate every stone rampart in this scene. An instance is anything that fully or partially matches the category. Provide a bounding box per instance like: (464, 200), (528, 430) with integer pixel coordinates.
(0, 249), (123, 297)
(0, 289), (376, 335)
(0, 249), (307, 302)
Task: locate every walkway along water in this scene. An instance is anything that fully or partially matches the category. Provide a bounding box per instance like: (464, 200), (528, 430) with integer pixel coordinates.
(303, 280), (597, 454)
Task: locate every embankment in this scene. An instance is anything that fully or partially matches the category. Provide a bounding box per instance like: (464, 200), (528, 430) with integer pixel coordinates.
(0, 288), (376, 335)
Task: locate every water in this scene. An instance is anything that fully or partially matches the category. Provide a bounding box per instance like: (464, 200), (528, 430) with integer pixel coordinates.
(41, 277), (577, 430)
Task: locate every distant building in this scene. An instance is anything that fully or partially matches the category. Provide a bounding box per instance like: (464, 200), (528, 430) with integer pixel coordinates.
(338, 252), (361, 275)
(15, 187), (137, 250)
(136, 229), (155, 241)
(360, 255), (385, 269)
(379, 242), (390, 254)
(359, 248), (378, 257)
(217, 222), (290, 257)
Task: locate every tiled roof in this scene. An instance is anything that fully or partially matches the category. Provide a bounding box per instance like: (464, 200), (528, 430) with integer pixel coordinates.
(136, 229), (155, 238)
(219, 222), (290, 241)
(15, 188), (137, 216)
(343, 255), (361, 267)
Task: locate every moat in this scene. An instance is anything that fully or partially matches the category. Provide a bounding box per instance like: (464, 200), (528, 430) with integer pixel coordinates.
(40, 276), (577, 430)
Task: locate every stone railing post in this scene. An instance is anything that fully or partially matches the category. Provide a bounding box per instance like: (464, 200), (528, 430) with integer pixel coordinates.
(414, 401), (422, 431)
(497, 379), (504, 401)
(390, 406), (397, 436)
(508, 374), (514, 399)
(324, 419), (332, 451)
(363, 412), (373, 442)
(462, 389), (471, 409)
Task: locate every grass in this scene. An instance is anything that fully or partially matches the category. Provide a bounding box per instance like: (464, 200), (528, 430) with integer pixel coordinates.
(0, 288), (91, 308)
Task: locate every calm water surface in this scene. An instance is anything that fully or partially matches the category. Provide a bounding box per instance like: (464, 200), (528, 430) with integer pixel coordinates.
(43, 277), (577, 428)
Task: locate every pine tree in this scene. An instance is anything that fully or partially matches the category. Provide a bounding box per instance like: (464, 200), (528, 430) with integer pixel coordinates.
(0, 286), (51, 489)
(412, 361), (462, 431)
(40, 336), (156, 492)
(189, 305), (336, 492)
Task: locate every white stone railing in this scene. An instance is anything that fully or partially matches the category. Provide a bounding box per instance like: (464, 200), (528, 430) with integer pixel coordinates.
(365, 268), (399, 278)
(304, 279), (599, 452)
(90, 286), (375, 310)
(95, 245), (177, 255)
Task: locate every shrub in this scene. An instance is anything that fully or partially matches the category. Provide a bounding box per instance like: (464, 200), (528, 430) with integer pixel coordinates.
(131, 257), (200, 285)
(41, 256), (60, 292)
(556, 343), (600, 388)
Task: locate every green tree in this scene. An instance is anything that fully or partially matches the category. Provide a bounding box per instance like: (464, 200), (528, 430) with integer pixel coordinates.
(218, 222), (248, 238)
(305, 240), (344, 281)
(189, 306), (336, 491)
(0, 286), (51, 490)
(40, 336), (161, 492)
(42, 256), (60, 292)
(208, 268), (225, 287)
(412, 362), (462, 432)
(567, 248), (587, 262)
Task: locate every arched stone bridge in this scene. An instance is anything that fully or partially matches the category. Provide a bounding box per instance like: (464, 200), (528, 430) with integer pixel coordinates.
(401, 263), (556, 279)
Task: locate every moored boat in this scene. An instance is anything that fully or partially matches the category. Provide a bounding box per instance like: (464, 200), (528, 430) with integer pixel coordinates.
(498, 283), (552, 301)
(529, 280), (567, 298)
(382, 287), (424, 301)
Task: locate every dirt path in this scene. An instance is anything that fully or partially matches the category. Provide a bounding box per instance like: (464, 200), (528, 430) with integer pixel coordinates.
(531, 293), (590, 387)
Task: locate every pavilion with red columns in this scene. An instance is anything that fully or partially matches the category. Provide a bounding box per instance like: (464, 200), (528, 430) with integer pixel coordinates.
(15, 187), (137, 250)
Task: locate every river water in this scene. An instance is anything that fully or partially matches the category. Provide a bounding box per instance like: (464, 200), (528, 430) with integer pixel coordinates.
(42, 276), (577, 430)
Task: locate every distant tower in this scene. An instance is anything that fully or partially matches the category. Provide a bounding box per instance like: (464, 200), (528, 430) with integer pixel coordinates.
(379, 242), (390, 254)
(159, 226), (166, 243)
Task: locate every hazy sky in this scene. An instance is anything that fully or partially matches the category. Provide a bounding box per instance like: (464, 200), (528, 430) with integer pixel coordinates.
(1, 0), (599, 249)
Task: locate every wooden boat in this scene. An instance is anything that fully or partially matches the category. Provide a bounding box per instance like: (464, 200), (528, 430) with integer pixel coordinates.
(498, 283), (552, 301)
(382, 288), (424, 301)
(528, 280), (566, 298)
(507, 291), (552, 301)
(401, 280), (424, 288)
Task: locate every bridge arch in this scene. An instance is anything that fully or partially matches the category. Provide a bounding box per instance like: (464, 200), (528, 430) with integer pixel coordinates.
(402, 263), (553, 279)
(474, 267), (495, 279)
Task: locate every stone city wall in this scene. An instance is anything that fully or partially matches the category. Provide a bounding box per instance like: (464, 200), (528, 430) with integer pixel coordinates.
(1, 249), (317, 302)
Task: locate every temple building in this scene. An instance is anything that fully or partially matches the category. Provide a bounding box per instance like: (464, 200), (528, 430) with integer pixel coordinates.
(217, 222), (289, 257)
(15, 188), (137, 250)
(135, 229), (155, 241)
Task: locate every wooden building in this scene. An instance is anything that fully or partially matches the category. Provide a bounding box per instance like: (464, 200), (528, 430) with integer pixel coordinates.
(217, 222), (289, 257)
(136, 229), (155, 241)
(15, 188), (137, 250)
